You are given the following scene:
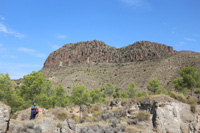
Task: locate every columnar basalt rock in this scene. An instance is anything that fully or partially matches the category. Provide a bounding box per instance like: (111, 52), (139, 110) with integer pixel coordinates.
(43, 40), (176, 68)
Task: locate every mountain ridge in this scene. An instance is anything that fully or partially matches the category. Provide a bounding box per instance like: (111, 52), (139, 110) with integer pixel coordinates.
(40, 40), (200, 93)
(43, 40), (176, 68)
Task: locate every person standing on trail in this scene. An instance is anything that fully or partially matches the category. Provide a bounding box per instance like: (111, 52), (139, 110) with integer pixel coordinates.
(30, 103), (37, 120)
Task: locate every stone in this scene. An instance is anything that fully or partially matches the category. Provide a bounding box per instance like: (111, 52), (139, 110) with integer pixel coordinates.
(111, 118), (118, 128)
(120, 125), (126, 132)
(68, 119), (76, 131)
(26, 122), (34, 129)
(0, 102), (11, 133)
(127, 118), (138, 125)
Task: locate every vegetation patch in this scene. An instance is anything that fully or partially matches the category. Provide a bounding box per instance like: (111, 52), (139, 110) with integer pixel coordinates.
(92, 110), (103, 121)
(168, 91), (187, 103)
(57, 112), (69, 121)
(135, 111), (150, 121)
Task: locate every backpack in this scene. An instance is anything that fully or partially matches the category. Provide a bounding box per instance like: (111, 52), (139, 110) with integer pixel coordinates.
(35, 108), (39, 114)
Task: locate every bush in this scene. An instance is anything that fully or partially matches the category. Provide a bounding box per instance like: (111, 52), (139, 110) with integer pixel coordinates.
(190, 104), (196, 113)
(194, 88), (200, 94)
(135, 111), (150, 121)
(57, 112), (69, 121)
(91, 104), (101, 112)
(72, 114), (79, 123)
(10, 113), (18, 119)
(136, 92), (148, 97)
(92, 110), (103, 121)
(168, 91), (187, 103)
(187, 97), (198, 105)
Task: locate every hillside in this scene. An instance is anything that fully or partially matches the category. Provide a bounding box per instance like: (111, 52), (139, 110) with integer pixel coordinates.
(40, 40), (200, 93)
(2, 96), (200, 133)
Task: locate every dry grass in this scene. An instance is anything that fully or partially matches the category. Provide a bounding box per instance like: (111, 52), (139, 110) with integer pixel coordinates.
(56, 112), (69, 121)
(135, 111), (150, 121)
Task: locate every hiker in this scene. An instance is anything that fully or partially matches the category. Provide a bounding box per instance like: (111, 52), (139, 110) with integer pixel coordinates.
(30, 102), (37, 120)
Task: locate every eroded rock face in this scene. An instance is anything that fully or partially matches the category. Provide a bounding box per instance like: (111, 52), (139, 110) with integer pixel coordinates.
(0, 102), (11, 133)
(151, 101), (200, 133)
(43, 40), (176, 68)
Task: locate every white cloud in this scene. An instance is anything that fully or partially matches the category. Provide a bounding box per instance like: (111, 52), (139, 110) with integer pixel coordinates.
(1, 17), (5, 21)
(35, 53), (46, 58)
(1, 54), (17, 59)
(171, 31), (175, 34)
(56, 34), (67, 39)
(178, 42), (186, 47)
(52, 45), (61, 50)
(0, 47), (7, 53)
(17, 47), (46, 58)
(184, 38), (196, 42)
(0, 23), (24, 38)
(18, 47), (35, 53)
(120, 0), (151, 9)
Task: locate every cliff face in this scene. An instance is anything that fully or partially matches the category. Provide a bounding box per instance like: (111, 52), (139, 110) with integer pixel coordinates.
(43, 40), (176, 68)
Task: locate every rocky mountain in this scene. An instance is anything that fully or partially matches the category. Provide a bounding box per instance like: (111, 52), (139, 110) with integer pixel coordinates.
(1, 96), (200, 133)
(44, 40), (176, 68)
(40, 40), (200, 93)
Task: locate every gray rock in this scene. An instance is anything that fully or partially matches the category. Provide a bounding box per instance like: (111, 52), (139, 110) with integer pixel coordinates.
(120, 125), (126, 132)
(68, 119), (76, 131)
(13, 124), (23, 133)
(34, 125), (42, 133)
(127, 118), (138, 125)
(0, 102), (11, 133)
(26, 122), (34, 129)
(111, 118), (118, 128)
(26, 128), (35, 133)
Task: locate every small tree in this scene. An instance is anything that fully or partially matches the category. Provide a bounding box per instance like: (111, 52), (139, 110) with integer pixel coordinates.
(55, 86), (66, 107)
(70, 85), (91, 123)
(147, 79), (167, 94)
(90, 88), (105, 103)
(174, 66), (200, 95)
(20, 71), (45, 102)
(126, 82), (138, 98)
(113, 88), (120, 98)
(103, 82), (115, 97)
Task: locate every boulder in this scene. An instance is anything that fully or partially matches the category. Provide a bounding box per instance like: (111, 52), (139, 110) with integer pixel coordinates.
(0, 102), (11, 133)
(151, 101), (199, 133)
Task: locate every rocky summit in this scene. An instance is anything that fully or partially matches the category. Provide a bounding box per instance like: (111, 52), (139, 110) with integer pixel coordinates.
(43, 40), (176, 68)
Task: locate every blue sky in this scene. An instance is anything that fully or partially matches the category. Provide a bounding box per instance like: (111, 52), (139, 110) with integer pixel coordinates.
(0, 0), (200, 79)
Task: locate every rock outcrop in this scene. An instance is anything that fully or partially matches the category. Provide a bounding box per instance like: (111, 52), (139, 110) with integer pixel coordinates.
(2, 95), (200, 133)
(0, 102), (11, 133)
(43, 40), (176, 68)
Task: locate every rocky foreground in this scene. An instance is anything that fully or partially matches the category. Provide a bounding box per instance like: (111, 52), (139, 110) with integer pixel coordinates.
(0, 95), (200, 133)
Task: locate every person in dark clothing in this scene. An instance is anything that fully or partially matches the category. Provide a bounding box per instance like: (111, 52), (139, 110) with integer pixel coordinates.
(30, 103), (37, 120)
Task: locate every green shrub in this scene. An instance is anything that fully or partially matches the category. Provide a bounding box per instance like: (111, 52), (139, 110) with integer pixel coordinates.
(190, 104), (196, 113)
(194, 88), (200, 94)
(135, 110), (150, 121)
(92, 110), (103, 121)
(91, 104), (101, 112)
(10, 113), (18, 119)
(168, 91), (187, 103)
(72, 114), (79, 123)
(57, 122), (62, 128)
(57, 112), (69, 121)
(136, 92), (148, 97)
(187, 97), (198, 105)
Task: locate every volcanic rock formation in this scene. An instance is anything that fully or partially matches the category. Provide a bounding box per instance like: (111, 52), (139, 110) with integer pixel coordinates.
(44, 40), (176, 68)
